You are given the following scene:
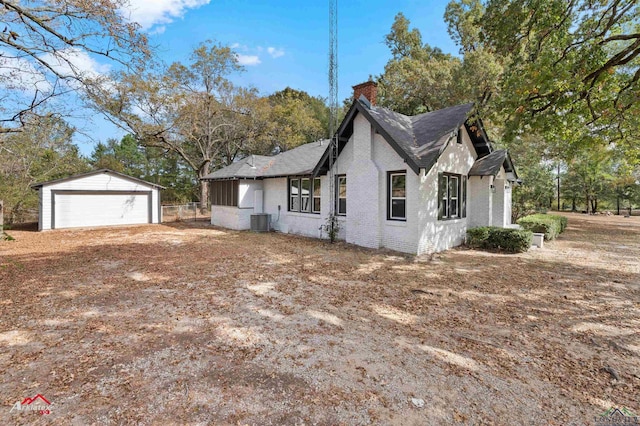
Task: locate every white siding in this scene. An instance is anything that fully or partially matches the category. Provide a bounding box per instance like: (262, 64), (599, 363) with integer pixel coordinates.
(38, 172), (161, 231)
(415, 128), (478, 255)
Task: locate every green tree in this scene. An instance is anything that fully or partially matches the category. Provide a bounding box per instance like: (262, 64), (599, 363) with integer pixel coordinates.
(261, 88), (328, 152)
(88, 40), (264, 208)
(565, 145), (614, 213)
(377, 13), (463, 115)
(480, 0), (640, 156)
(0, 115), (89, 222)
(502, 135), (556, 220)
(90, 134), (199, 204)
(91, 135), (147, 176)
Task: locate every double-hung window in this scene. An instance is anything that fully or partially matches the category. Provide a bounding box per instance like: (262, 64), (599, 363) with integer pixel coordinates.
(438, 173), (467, 220)
(289, 176), (321, 214)
(300, 178), (311, 212)
(336, 175), (347, 215)
(289, 178), (300, 211)
(312, 178), (321, 213)
(388, 172), (406, 220)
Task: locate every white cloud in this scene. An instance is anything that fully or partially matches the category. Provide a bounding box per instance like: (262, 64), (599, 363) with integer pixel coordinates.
(236, 54), (261, 66)
(123, 0), (211, 30)
(41, 48), (111, 80)
(267, 47), (285, 58)
(0, 51), (52, 93)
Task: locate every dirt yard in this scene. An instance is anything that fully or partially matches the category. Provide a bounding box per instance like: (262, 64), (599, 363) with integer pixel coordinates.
(0, 213), (638, 425)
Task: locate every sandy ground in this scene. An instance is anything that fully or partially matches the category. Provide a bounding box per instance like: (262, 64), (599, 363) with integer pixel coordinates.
(0, 213), (638, 425)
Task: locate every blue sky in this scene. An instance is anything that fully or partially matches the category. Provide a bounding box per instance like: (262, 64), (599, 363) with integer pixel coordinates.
(79, 0), (459, 155)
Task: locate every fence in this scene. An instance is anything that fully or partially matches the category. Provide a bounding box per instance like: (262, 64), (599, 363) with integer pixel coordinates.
(1, 207), (38, 225)
(162, 203), (211, 223)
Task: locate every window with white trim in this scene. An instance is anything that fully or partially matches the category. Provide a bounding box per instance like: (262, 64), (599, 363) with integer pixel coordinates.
(388, 172), (406, 220)
(336, 175), (347, 215)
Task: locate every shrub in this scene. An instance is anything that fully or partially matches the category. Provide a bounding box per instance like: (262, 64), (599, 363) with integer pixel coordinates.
(517, 214), (568, 240)
(467, 227), (533, 253)
(467, 227), (490, 248)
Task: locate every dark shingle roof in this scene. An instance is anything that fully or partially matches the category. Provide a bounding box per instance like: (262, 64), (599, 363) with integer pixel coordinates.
(468, 149), (518, 182)
(367, 102), (475, 172)
(202, 140), (329, 180)
(314, 99), (481, 175)
(468, 150), (508, 176)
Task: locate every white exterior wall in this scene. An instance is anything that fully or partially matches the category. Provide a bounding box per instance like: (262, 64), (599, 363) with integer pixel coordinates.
(504, 181), (513, 225)
(263, 177), (326, 239)
(211, 179), (262, 230)
(327, 114), (478, 255)
(492, 178), (506, 228)
(38, 173), (161, 231)
(345, 114), (382, 249)
(415, 128), (478, 255)
(211, 205), (252, 230)
(207, 114), (514, 255)
(468, 176), (493, 228)
(373, 132), (420, 254)
(467, 167), (514, 229)
(238, 180), (263, 209)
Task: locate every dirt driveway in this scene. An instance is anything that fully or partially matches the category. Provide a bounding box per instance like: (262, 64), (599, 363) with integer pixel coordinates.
(1, 213), (638, 425)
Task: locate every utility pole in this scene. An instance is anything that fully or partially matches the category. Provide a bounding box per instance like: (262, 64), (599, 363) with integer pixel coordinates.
(327, 0), (339, 241)
(557, 163), (561, 211)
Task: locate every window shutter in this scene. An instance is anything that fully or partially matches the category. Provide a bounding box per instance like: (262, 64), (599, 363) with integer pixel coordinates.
(462, 176), (467, 218)
(438, 173), (445, 220)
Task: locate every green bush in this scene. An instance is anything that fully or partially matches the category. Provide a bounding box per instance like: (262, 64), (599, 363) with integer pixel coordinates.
(517, 214), (568, 240)
(467, 227), (533, 253)
(467, 227), (490, 248)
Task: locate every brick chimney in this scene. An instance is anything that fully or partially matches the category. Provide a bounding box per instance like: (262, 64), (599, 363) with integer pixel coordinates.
(353, 81), (378, 106)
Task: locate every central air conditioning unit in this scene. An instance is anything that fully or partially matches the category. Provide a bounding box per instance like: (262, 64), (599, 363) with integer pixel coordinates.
(250, 213), (271, 232)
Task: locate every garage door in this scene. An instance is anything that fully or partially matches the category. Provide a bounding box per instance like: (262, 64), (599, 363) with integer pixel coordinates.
(53, 191), (151, 229)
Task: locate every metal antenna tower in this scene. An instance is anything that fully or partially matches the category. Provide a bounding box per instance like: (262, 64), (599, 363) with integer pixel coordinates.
(328, 0), (338, 219)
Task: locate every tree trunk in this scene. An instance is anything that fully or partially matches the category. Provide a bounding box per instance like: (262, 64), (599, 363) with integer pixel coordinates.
(617, 196), (620, 215)
(0, 200), (4, 234)
(198, 164), (211, 212)
(585, 195), (590, 214)
(571, 197), (577, 212)
(591, 198), (597, 213)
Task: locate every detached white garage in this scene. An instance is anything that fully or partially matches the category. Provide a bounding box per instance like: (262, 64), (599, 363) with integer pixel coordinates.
(31, 169), (164, 231)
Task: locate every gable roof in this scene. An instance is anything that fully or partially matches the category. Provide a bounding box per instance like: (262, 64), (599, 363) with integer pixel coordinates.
(468, 149), (519, 182)
(30, 169), (165, 189)
(202, 140), (329, 180)
(314, 98), (491, 175)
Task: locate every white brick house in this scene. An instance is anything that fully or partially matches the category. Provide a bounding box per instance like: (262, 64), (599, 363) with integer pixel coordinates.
(203, 82), (518, 255)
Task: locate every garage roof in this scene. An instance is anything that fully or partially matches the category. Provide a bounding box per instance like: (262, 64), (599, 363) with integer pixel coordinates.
(31, 169), (166, 189)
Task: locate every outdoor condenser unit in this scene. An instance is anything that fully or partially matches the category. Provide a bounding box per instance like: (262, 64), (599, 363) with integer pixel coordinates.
(250, 214), (271, 232)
